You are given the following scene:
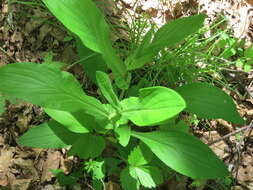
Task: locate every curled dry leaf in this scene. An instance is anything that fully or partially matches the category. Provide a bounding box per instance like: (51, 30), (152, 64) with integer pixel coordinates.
(41, 150), (61, 182)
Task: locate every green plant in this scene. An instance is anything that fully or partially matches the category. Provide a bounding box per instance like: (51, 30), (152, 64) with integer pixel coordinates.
(0, 0), (245, 189)
(138, 16), (252, 91)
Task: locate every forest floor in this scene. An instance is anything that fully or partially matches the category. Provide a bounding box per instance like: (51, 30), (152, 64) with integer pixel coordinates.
(0, 0), (253, 190)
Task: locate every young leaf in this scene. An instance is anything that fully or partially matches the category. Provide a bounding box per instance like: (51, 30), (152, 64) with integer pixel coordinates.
(120, 87), (186, 126)
(176, 83), (245, 124)
(44, 108), (92, 133)
(130, 166), (163, 188)
(85, 160), (105, 180)
(43, 0), (129, 89)
(18, 120), (82, 148)
(128, 144), (154, 167)
(90, 161), (105, 180)
(115, 125), (131, 147)
(68, 134), (105, 159)
(120, 167), (139, 190)
(0, 63), (108, 119)
(132, 130), (229, 179)
(96, 71), (120, 108)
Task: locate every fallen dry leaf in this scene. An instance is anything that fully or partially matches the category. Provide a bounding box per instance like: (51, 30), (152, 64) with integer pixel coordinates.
(41, 150), (61, 182)
(237, 154), (253, 182)
(12, 157), (39, 180)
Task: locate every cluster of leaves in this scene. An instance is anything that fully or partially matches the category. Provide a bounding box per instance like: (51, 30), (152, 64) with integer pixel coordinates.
(0, 0), (245, 189)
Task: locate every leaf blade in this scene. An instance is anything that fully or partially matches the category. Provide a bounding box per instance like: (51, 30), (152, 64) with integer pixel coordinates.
(151, 14), (205, 50)
(68, 134), (105, 159)
(18, 121), (82, 148)
(0, 63), (108, 119)
(43, 0), (129, 89)
(176, 83), (244, 124)
(44, 108), (92, 133)
(121, 87), (186, 126)
(132, 130), (229, 179)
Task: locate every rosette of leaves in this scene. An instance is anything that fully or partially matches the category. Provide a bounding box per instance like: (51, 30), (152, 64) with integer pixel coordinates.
(0, 65), (240, 188)
(0, 0), (245, 189)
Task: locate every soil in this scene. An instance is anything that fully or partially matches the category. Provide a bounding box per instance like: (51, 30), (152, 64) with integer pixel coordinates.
(0, 0), (253, 190)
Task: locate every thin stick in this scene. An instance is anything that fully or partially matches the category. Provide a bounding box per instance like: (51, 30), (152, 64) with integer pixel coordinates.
(208, 121), (253, 145)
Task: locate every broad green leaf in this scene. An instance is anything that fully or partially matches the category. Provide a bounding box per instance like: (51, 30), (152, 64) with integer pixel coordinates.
(0, 63), (108, 119)
(43, 0), (108, 53)
(43, 0), (129, 89)
(120, 87), (186, 126)
(68, 134), (105, 159)
(96, 71), (120, 108)
(44, 108), (92, 133)
(130, 166), (163, 188)
(18, 121), (82, 148)
(128, 144), (154, 167)
(126, 15), (205, 70)
(176, 83), (244, 124)
(151, 14), (205, 50)
(115, 125), (131, 147)
(132, 130), (229, 179)
(120, 167), (139, 190)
